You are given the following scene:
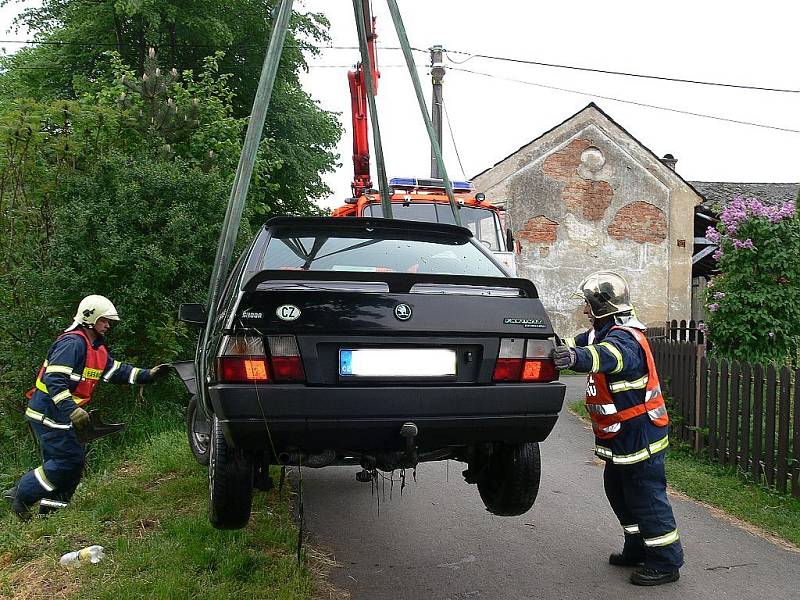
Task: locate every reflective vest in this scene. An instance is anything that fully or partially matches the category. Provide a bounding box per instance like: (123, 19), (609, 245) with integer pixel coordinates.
(34, 329), (108, 407)
(585, 326), (669, 440)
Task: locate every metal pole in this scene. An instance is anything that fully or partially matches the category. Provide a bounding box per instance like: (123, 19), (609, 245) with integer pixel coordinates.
(353, 0), (392, 218)
(385, 0), (461, 226)
(199, 0), (294, 413)
(430, 45), (444, 179)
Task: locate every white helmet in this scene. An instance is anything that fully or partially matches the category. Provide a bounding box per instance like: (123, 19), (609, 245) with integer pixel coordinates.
(577, 271), (633, 318)
(73, 295), (120, 327)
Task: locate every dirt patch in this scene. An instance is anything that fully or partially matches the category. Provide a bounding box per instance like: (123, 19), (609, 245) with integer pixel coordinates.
(134, 517), (161, 539)
(143, 472), (178, 491)
(113, 463), (144, 479)
(3, 556), (79, 600)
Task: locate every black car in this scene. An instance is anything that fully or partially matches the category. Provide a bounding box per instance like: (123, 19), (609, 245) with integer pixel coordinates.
(176, 216), (565, 529)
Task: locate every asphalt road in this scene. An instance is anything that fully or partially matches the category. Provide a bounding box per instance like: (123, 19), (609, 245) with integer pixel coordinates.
(301, 376), (800, 600)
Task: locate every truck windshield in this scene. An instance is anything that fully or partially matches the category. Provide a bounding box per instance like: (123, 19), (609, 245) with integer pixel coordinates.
(261, 229), (505, 277)
(363, 203), (502, 251)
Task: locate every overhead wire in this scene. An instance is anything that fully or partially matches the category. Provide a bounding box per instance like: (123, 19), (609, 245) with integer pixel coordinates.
(441, 98), (466, 180)
(448, 65), (800, 135)
(1, 33), (796, 132)
(444, 48), (800, 94)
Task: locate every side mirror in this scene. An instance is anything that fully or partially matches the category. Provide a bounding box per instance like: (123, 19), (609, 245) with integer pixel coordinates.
(178, 303), (207, 326)
(505, 228), (515, 252)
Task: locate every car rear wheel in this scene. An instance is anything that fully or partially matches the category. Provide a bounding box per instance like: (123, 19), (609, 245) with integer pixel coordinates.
(187, 395), (210, 465)
(477, 442), (541, 517)
(209, 414), (254, 530)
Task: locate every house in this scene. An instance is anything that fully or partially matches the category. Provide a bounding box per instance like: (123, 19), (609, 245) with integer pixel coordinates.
(471, 103), (703, 336)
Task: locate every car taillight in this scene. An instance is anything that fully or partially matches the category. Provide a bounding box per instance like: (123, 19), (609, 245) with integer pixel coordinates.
(493, 338), (558, 383)
(522, 339), (558, 382)
(492, 338), (524, 382)
(267, 335), (305, 383)
(217, 335), (270, 383)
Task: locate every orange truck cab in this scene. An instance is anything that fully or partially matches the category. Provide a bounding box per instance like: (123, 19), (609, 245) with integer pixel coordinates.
(332, 177), (517, 275)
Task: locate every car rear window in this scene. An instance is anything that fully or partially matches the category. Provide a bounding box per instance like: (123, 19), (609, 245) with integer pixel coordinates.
(260, 229), (505, 277)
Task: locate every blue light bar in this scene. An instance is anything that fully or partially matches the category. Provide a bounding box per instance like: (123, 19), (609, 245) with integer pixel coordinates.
(389, 177), (472, 191)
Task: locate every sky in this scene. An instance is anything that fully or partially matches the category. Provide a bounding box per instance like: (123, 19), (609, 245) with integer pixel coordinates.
(2, 1), (798, 211)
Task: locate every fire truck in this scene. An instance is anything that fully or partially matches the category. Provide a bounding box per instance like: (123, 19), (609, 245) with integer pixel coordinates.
(330, 2), (517, 275)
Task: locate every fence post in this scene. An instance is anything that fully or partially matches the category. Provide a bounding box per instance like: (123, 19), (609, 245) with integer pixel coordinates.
(793, 368), (800, 498)
(765, 365), (777, 488)
(777, 366), (791, 493)
(709, 358), (719, 461)
(697, 354), (708, 453)
(752, 364), (764, 483)
(719, 360), (730, 465)
(740, 363), (752, 475)
(729, 361), (740, 468)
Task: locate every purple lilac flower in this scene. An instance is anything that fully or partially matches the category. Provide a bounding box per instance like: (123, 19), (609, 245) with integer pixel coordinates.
(712, 249), (723, 261)
(732, 238), (755, 250)
(713, 291), (725, 300)
(720, 197), (796, 232)
(705, 226), (721, 243)
(697, 322), (708, 332)
(708, 303), (719, 312)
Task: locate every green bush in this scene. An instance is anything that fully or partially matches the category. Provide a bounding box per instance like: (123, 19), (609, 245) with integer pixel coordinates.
(703, 196), (800, 364)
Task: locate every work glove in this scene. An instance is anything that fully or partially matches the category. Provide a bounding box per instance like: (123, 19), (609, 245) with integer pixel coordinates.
(69, 407), (90, 431)
(149, 364), (171, 380)
(551, 344), (576, 371)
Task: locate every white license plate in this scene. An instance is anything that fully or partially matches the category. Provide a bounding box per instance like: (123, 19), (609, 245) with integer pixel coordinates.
(339, 348), (457, 377)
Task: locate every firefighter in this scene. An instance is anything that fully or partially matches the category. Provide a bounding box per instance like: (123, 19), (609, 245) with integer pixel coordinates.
(552, 271), (684, 586)
(3, 295), (170, 520)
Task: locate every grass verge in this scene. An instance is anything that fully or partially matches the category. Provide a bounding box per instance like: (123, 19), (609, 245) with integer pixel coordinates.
(568, 399), (800, 548)
(0, 430), (318, 600)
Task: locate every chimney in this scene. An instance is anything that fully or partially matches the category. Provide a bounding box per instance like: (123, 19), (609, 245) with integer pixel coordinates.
(662, 153), (678, 171)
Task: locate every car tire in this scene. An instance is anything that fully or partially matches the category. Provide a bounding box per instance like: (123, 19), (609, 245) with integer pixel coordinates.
(208, 414), (254, 530)
(477, 442), (541, 517)
(187, 395), (211, 466)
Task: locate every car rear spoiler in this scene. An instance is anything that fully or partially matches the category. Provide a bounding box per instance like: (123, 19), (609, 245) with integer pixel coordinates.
(243, 270), (539, 297)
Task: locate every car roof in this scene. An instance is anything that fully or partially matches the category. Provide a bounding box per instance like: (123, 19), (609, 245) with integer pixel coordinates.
(263, 216), (473, 239)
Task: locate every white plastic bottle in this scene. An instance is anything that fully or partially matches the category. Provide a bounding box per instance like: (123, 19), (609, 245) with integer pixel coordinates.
(59, 545), (105, 566)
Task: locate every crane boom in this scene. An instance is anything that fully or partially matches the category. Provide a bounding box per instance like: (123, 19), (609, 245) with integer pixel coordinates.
(348, 0), (379, 199)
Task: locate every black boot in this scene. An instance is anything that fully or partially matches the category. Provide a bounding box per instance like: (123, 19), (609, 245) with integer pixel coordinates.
(609, 553), (644, 567)
(630, 568), (680, 586)
(2, 486), (32, 522)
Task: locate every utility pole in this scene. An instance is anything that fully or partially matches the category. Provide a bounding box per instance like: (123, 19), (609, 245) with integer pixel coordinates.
(429, 45), (444, 178)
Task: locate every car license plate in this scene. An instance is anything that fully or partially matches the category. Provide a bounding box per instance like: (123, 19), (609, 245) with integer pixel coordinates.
(339, 348), (457, 377)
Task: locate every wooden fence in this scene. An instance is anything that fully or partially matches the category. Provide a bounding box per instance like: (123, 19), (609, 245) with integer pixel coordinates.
(649, 334), (799, 497)
(648, 319), (706, 344)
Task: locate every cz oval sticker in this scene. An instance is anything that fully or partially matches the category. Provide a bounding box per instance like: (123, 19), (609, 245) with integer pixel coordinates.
(276, 304), (301, 321)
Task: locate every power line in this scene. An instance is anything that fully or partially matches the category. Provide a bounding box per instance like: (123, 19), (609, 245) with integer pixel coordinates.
(448, 66), (800, 134)
(442, 98), (466, 180)
(444, 48), (800, 94)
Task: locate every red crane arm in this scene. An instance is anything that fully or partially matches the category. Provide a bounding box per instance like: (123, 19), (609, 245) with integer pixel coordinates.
(349, 1), (379, 199)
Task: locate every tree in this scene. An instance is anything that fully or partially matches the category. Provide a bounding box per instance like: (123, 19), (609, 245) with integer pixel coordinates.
(2, 0), (341, 209)
(0, 41), (338, 463)
(703, 196), (800, 364)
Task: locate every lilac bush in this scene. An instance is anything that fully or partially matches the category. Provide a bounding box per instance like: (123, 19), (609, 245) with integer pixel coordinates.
(704, 195), (800, 364)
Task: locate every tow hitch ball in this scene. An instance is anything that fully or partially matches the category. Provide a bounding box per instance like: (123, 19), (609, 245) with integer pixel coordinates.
(400, 422), (418, 464)
(355, 422), (419, 482)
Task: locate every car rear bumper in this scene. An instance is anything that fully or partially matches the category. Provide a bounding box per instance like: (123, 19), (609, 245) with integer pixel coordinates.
(209, 382), (566, 452)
